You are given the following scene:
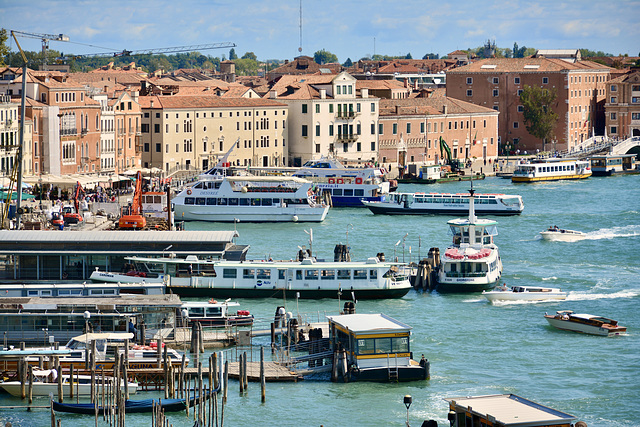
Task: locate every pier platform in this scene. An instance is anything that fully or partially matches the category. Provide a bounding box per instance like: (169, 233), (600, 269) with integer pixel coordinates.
(227, 361), (300, 382)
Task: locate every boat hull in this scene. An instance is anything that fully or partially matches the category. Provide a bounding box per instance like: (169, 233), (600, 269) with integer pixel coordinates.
(544, 317), (627, 336)
(1, 381), (137, 398)
(512, 173), (591, 182)
(167, 285), (411, 300)
(364, 203), (521, 216)
(345, 365), (429, 382)
(483, 291), (566, 302)
(435, 279), (498, 293)
(539, 231), (586, 242)
(174, 205), (329, 222)
(188, 316), (254, 327)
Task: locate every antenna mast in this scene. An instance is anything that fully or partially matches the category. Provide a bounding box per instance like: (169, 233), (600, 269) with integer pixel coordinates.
(298, 0), (303, 56)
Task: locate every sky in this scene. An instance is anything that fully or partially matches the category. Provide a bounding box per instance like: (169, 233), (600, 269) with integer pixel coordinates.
(2, 0), (639, 63)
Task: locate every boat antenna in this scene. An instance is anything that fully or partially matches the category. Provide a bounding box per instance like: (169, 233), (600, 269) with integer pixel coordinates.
(468, 181), (476, 224)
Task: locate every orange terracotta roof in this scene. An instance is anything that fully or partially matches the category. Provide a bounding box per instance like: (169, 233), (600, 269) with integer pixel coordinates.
(448, 57), (612, 73)
(138, 95), (287, 109)
(379, 96), (496, 117)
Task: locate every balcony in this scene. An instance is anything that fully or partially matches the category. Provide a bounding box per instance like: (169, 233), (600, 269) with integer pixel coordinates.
(81, 128), (88, 136)
(335, 111), (358, 120)
(336, 133), (358, 143)
(135, 126), (141, 136)
(117, 128), (126, 136)
(60, 128), (77, 136)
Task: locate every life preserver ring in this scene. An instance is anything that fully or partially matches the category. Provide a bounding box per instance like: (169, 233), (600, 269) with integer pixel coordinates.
(337, 178), (344, 184)
(163, 207), (168, 212)
(355, 177), (363, 184)
(328, 178), (335, 184)
(186, 189), (192, 195)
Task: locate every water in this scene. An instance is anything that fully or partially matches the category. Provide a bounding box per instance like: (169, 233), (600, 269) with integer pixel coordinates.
(2, 175), (639, 426)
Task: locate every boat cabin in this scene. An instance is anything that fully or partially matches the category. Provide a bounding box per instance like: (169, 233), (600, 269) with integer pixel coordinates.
(589, 154), (639, 176)
(448, 218), (498, 246)
(444, 394), (577, 427)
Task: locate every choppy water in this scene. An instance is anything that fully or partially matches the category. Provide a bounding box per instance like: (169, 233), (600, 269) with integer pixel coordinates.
(2, 175), (639, 426)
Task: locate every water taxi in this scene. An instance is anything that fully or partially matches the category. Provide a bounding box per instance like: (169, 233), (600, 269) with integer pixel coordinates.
(362, 192), (523, 216)
(0, 368), (138, 397)
(433, 186), (502, 293)
(511, 158), (591, 182)
(90, 253), (412, 300)
(482, 285), (567, 302)
(179, 300), (254, 327)
(544, 310), (627, 336)
(539, 226), (586, 242)
(589, 153), (639, 176)
(327, 313), (429, 382)
(292, 156), (391, 207)
(173, 175), (329, 222)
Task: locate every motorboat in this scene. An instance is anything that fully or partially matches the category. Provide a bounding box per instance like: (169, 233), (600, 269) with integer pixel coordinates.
(544, 310), (627, 336)
(512, 158), (591, 182)
(0, 368), (138, 397)
(482, 285), (567, 302)
(539, 227), (586, 242)
(432, 185), (502, 293)
(179, 299), (254, 327)
(363, 192), (523, 216)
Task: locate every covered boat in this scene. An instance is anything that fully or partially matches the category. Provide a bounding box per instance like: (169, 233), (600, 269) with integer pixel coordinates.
(482, 285), (567, 302)
(52, 394), (204, 414)
(544, 310), (627, 336)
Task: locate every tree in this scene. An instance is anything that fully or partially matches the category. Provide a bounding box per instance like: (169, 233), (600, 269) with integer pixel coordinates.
(404, 53), (412, 59)
(0, 29), (10, 66)
(422, 53), (439, 59)
(241, 52), (257, 61)
(520, 85), (559, 151)
(313, 49), (338, 65)
(229, 48), (237, 60)
(342, 57), (353, 67)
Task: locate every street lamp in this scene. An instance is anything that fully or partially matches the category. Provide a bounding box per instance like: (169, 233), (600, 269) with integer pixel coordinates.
(404, 395), (412, 427)
(83, 310), (91, 334)
(402, 233), (408, 263)
(38, 177), (43, 211)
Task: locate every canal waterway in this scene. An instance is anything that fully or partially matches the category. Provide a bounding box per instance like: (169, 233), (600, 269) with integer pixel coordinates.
(1, 175), (639, 426)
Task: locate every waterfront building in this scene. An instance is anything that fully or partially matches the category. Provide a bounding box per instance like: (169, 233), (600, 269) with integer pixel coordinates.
(446, 56), (611, 153)
(138, 95), (289, 171)
(267, 71), (380, 166)
(0, 94), (32, 176)
(604, 69), (640, 138)
(377, 94), (499, 168)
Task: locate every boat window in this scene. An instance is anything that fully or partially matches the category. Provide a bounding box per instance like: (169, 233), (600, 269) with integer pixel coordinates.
(272, 198), (280, 204)
(305, 270), (319, 280)
(242, 269), (255, 279)
(337, 269), (350, 279)
(353, 269), (367, 280)
(374, 337), (392, 353)
(194, 182), (204, 189)
(223, 269), (237, 279)
(251, 198), (261, 206)
(357, 338), (375, 354)
(196, 198), (206, 206)
(296, 270), (303, 280)
(27, 290), (39, 296)
(58, 289), (83, 296)
(185, 197), (195, 205)
(261, 199), (272, 206)
(256, 269), (271, 279)
(278, 270), (286, 280)
(206, 307), (222, 316)
(189, 307), (205, 317)
(239, 198), (250, 206)
(344, 189), (354, 196)
(332, 189), (343, 196)
(320, 269), (335, 280)
(354, 189), (364, 197)
(369, 269), (377, 279)
(206, 198), (217, 205)
(217, 198), (227, 206)
(392, 336), (409, 352)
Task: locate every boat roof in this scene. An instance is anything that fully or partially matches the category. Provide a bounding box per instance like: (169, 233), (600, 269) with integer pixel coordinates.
(182, 300), (239, 308)
(570, 313), (615, 322)
(225, 175), (309, 184)
(444, 394), (576, 426)
(529, 158), (584, 163)
(447, 217), (498, 226)
(70, 332), (134, 342)
(589, 153), (636, 159)
(392, 192), (516, 197)
(326, 313), (411, 333)
(126, 255), (397, 268)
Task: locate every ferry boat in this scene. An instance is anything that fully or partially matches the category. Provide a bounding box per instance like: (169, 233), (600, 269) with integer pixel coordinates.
(292, 156), (392, 207)
(90, 252), (412, 300)
(539, 226), (586, 242)
(511, 158), (591, 182)
(544, 310), (627, 336)
(0, 368), (139, 397)
(173, 175), (329, 222)
(326, 313), (429, 382)
(179, 300), (254, 327)
(433, 186), (502, 293)
(362, 192), (523, 216)
(482, 285), (567, 302)
(589, 154), (639, 176)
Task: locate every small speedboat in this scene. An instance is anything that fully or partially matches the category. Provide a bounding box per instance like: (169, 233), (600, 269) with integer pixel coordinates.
(544, 310), (627, 336)
(483, 285), (567, 302)
(539, 227), (586, 242)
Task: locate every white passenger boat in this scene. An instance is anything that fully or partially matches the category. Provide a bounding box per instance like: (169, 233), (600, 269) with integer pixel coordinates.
(90, 252), (412, 300)
(433, 187), (502, 293)
(363, 192), (523, 216)
(512, 158), (591, 182)
(544, 310), (627, 336)
(0, 369), (138, 397)
(482, 285), (567, 302)
(173, 174), (329, 222)
(539, 227), (586, 242)
(179, 300), (254, 327)
(326, 313), (429, 382)
(589, 154), (639, 176)
(292, 156), (392, 207)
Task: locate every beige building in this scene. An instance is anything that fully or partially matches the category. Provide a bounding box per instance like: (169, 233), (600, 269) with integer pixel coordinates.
(605, 69), (640, 139)
(112, 91), (143, 173)
(138, 96), (289, 171)
(446, 57), (611, 153)
(377, 95), (499, 168)
(267, 72), (380, 166)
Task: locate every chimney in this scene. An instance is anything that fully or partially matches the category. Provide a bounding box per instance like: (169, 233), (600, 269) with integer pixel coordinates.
(269, 90), (278, 99)
(361, 88), (368, 98)
(104, 85), (109, 93)
(319, 89), (326, 99)
(443, 105), (448, 115)
(150, 99), (154, 108)
(404, 78), (409, 88)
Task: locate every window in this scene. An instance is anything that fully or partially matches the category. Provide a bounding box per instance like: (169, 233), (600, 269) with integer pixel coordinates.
(466, 89), (473, 97)
(242, 269), (255, 279)
(379, 123), (383, 134)
(466, 77), (473, 85)
(610, 112), (617, 120)
(315, 144), (320, 153)
(371, 141), (375, 151)
(392, 123), (397, 135)
(492, 89), (499, 97)
(517, 105), (524, 112)
(329, 104), (334, 113)
(542, 77), (549, 84)
(610, 85), (617, 92)
(632, 113), (640, 120)
(610, 97), (617, 104)
(356, 142), (361, 151)
(371, 103), (375, 112)
(610, 126), (617, 134)
(315, 124), (320, 136)
(514, 77), (520, 84)
(302, 125), (308, 137)
(517, 89), (523, 96)
(302, 104), (308, 113)
(513, 122), (519, 129)
(420, 122), (425, 133)
(492, 77), (499, 84)
(371, 123), (375, 134)
(329, 124), (334, 136)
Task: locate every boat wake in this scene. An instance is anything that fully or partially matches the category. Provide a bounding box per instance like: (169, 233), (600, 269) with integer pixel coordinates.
(584, 225), (640, 240)
(490, 299), (564, 306)
(566, 289), (640, 301)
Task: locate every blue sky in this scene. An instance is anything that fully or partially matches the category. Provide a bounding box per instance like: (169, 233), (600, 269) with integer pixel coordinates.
(2, 0), (639, 62)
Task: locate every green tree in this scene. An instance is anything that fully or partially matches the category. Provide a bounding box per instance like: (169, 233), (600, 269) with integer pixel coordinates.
(234, 58), (259, 76)
(520, 85), (559, 151)
(314, 49), (338, 64)
(404, 53), (412, 59)
(229, 48), (237, 60)
(422, 53), (439, 59)
(342, 57), (353, 67)
(241, 52), (257, 61)
(0, 29), (10, 66)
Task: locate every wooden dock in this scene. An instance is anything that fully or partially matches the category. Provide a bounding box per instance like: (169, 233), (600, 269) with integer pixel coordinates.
(227, 361), (299, 382)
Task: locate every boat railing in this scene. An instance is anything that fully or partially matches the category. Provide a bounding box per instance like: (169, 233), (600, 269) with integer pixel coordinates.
(445, 271), (488, 278)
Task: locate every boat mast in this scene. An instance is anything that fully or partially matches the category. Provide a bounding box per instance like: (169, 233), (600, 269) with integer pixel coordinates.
(468, 183), (477, 245)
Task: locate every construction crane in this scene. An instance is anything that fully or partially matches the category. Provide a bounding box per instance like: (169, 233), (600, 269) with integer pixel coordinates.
(9, 30), (70, 71)
(59, 42), (236, 61)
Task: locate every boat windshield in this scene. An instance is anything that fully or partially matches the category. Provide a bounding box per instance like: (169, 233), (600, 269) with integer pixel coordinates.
(66, 338), (106, 352)
(500, 197), (522, 207)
